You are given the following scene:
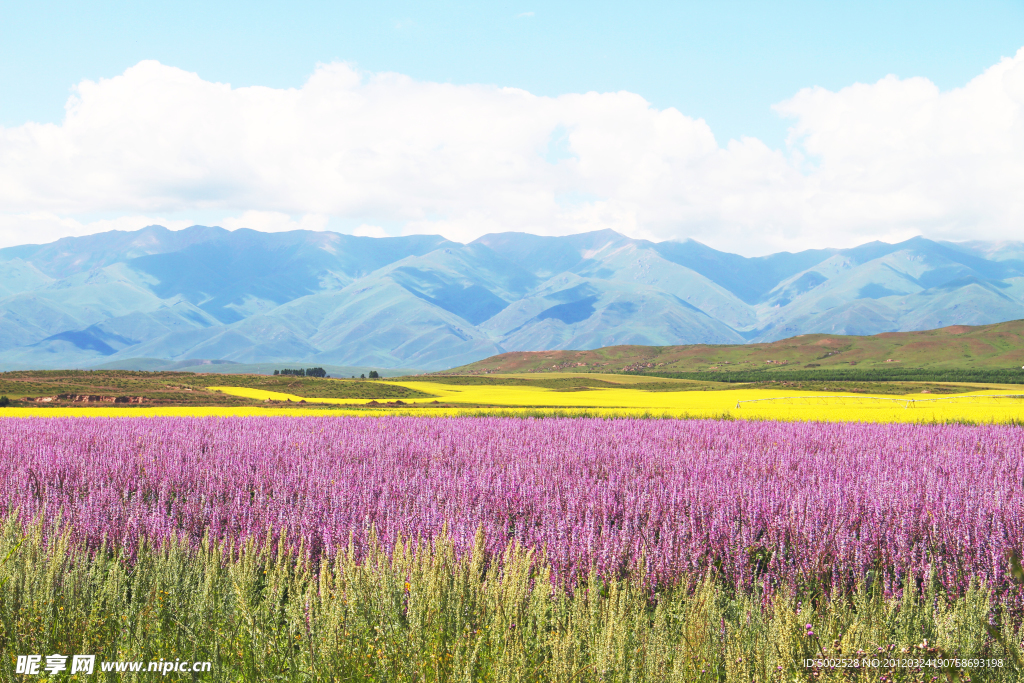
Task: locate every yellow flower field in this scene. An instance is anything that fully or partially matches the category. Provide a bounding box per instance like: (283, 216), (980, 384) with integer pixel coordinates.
(2, 379), (1022, 423)
(203, 381), (1024, 423)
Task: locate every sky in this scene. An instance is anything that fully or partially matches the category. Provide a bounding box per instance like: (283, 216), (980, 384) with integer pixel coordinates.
(1, 0), (1023, 255)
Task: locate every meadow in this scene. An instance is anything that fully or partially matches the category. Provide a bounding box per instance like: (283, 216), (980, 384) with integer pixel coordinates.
(451, 320), (1024, 378)
(210, 378), (1024, 424)
(3, 371), (1024, 680)
(5, 369), (1024, 424)
(2, 416), (1024, 681)
(8, 382), (1021, 424)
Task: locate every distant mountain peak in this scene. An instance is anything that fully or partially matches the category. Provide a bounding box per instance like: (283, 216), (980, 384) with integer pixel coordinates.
(0, 226), (1021, 371)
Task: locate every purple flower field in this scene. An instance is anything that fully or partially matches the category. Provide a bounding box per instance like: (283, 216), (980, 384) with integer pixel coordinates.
(1, 416), (1021, 601)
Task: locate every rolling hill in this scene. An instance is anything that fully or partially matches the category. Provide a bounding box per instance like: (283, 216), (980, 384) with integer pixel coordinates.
(448, 319), (1024, 381)
(2, 225), (1024, 371)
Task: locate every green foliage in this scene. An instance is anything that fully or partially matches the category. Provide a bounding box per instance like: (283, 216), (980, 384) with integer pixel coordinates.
(638, 367), (1024, 384)
(404, 375), (726, 392)
(368, 370), (379, 379)
(0, 370), (432, 406)
(0, 395), (9, 408)
(412, 374), (986, 395)
(277, 367), (327, 378)
(0, 516), (1019, 682)
(738, 380), (977, 395)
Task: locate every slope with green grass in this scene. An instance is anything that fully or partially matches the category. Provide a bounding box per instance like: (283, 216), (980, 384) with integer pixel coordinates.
(448, 319), (1024, 383)
(0, 370), (433, 407)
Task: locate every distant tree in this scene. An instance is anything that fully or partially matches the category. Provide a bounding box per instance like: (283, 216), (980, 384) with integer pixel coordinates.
(0, 396), (9, 408)
(273, 370), (279, 375)
(360, 373), (366, 379)
(305, 367), (327, 378)
(368, 370), (379, 379)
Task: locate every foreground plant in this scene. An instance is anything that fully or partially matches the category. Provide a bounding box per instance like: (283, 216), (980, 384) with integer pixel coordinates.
(0, 518), (1018, 682)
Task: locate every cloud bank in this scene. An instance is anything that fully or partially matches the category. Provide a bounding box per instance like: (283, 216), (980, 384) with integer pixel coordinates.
(2, 49), (1024, 255)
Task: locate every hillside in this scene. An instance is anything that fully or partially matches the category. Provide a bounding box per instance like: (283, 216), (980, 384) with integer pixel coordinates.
(0, 370), (433, 407)
(3, 225), (1024, 370)
(448, 319), (1024, 381)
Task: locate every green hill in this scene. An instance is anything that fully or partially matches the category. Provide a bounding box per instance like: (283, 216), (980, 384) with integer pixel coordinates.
(446, 319), (1024, 383)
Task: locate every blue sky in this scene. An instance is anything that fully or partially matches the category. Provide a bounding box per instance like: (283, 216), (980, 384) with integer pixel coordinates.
(3, 0), (1022, 146)
(1, 1), (1024, 254)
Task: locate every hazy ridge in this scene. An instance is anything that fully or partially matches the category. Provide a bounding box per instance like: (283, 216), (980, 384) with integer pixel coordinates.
(1, 225), (1023, 371)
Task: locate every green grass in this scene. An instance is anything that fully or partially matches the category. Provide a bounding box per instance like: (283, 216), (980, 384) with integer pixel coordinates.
(449, 319), (1024, 382)
(406, 374), (988, 395)
(0, 370), (434, 406)
(638, 368), (1024, 384)
(392, 375), (728, 392)
(1, 516), (1019, 682)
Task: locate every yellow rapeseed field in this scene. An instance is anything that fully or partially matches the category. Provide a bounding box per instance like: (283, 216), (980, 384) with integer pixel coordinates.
(3, 379), (1021, 423)
(206, 381), (1024, 423)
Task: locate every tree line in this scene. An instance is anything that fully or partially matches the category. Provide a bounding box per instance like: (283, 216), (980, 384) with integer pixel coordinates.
(272, 368), (382, 379)
(274, 368), (328, 378)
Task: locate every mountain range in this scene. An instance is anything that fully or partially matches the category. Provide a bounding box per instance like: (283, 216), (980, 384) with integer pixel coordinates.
(1, 225), (1023, 371)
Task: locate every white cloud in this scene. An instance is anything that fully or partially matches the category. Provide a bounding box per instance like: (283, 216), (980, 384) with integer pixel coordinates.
(220, 211), (328, 233)
(773, 51), (1024, 246)
(349, 223), (390, 238)
(1, 50), (1024, 255)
